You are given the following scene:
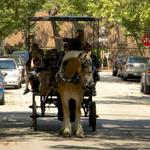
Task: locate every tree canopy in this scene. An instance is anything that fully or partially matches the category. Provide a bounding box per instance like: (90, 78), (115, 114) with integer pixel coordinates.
(0, 0), (45, 39)
(1, 0), (150, 52)
(42, 0), (150, 36)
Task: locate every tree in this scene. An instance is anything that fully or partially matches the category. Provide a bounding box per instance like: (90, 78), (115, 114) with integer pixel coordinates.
(0, 0), (45, 40)
(95, 0), (150, 55)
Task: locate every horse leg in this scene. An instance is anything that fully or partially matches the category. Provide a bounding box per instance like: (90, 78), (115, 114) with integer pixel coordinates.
(60, 97), (72, 137)
(75, 99), (84, 138)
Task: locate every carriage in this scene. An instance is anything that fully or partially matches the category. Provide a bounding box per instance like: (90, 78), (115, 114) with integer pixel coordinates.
(27, 15), (100, 137)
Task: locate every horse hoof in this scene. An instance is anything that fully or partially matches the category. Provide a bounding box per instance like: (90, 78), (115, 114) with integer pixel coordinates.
(76, 130), (85, 138)
(63, 132), (71, 138)
(76, 133), (85, 138)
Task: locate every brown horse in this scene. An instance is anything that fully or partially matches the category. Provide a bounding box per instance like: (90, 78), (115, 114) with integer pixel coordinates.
(56, 51), (93, 137)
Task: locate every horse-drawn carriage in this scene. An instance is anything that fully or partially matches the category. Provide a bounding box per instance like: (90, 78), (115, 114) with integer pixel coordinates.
(27, 15), (100, 137)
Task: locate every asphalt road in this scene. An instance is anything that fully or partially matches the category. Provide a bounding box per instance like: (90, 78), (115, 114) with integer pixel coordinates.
(0, 71), (150, 150)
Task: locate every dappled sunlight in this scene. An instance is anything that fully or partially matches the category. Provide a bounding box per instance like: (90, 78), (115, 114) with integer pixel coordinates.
(0, 111), (150, 150)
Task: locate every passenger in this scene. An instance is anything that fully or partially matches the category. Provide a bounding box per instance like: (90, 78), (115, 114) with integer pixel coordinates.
(23, 43), (44, 94)
(84, 42), (100, 82)
(43, 49), (60, 86)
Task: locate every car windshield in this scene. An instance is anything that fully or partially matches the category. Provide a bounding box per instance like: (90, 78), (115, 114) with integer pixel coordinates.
(13, 51), (29, 63)
(128, 57), (148, 64)
(0, 60), (16, 69)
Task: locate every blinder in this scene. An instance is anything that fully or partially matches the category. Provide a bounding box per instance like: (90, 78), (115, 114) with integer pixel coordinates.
(57, 51), (93, 86)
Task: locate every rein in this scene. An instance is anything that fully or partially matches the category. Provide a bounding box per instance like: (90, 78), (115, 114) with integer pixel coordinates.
(57, 52), (84, 84)
(56, 51), (93, 86)
(57, 64), (81, 84)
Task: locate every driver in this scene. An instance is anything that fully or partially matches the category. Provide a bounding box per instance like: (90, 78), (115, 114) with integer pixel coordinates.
(62, 29), (84, 51)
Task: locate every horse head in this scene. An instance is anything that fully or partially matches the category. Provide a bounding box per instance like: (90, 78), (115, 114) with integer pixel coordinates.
(78, 51), (93, 87)
(58, 51), (93, 87)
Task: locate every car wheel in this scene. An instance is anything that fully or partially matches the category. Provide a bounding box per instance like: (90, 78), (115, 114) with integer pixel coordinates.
(122, 74), (127, 81)
(140, 82), (144, 92)
(112, 70), (117, 76)
(0, 94), (5, 105)
(144, 83), (150, 94)
(117, 71), (121, 77)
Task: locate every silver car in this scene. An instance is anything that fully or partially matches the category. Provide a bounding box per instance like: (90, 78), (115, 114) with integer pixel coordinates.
(0, 58), (22, 89)
(140, 59), (150, 94)
(122, 56), (149, 81)
(6, 54), (26, 83)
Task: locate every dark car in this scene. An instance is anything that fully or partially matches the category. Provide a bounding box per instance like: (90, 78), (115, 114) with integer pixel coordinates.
(112, 55), (126, 76)
(0, 70), (6, 105)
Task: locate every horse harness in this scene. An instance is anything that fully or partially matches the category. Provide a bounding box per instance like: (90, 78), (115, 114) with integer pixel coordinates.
(56, 52), (93, 86)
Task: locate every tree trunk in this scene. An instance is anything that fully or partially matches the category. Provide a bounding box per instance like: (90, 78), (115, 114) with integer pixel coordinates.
(133, 33), (143, 56)
(50, 21), (62, 51)
(49, 6), (62, 51)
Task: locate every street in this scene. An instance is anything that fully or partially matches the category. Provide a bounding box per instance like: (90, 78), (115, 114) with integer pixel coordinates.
(0, 71), (150, 150)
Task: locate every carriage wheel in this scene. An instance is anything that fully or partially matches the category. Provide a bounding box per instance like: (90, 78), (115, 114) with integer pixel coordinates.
(82, 101), (89, 117)
(40, 96), (45, 117)
(89, 101), (96, 131)
(32, 94), (37, 131)
(83, 95), (92, 117)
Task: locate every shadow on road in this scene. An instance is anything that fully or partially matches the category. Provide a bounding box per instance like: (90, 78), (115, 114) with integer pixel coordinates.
(0, 111), (150, 149)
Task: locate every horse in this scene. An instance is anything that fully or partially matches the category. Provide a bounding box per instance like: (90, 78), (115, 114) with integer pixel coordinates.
(56, 50), (93, 137)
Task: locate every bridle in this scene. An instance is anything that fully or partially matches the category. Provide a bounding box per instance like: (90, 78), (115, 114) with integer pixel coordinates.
(56, 52), (93, 84)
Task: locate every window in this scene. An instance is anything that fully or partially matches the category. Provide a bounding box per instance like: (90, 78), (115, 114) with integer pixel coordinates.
(128, 57), (148, 64)
(0, 60), (16, 69)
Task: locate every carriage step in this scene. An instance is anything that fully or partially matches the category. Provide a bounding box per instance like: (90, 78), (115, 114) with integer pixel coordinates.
(29, 105), (40, 109)
(30, 114), (57, 118)
(30, 114), (40, 118)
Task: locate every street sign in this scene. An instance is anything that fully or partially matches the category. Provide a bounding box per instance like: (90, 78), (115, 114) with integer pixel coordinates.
(141, 33), (150, 47)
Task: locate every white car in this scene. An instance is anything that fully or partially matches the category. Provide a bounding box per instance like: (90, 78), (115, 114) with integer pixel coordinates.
(0, 58), (22, 89)
(122, 56), (149, 81)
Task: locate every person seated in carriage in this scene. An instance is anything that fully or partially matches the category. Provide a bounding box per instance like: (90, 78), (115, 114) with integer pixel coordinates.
(23, 43), (44, 94)
(43, 49), (61, 86)
(84, 42), (100, 82)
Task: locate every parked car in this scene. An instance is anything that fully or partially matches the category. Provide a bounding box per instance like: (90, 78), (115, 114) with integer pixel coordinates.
(5, 55), (26, 82)
(140, 59), (150, 94)
(112, 55), (126, 76)
(0, 58), (22, 89)
(13, 50), (29, 64)
(122, 56), (149, 81)
(0, 70), (6, 105)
